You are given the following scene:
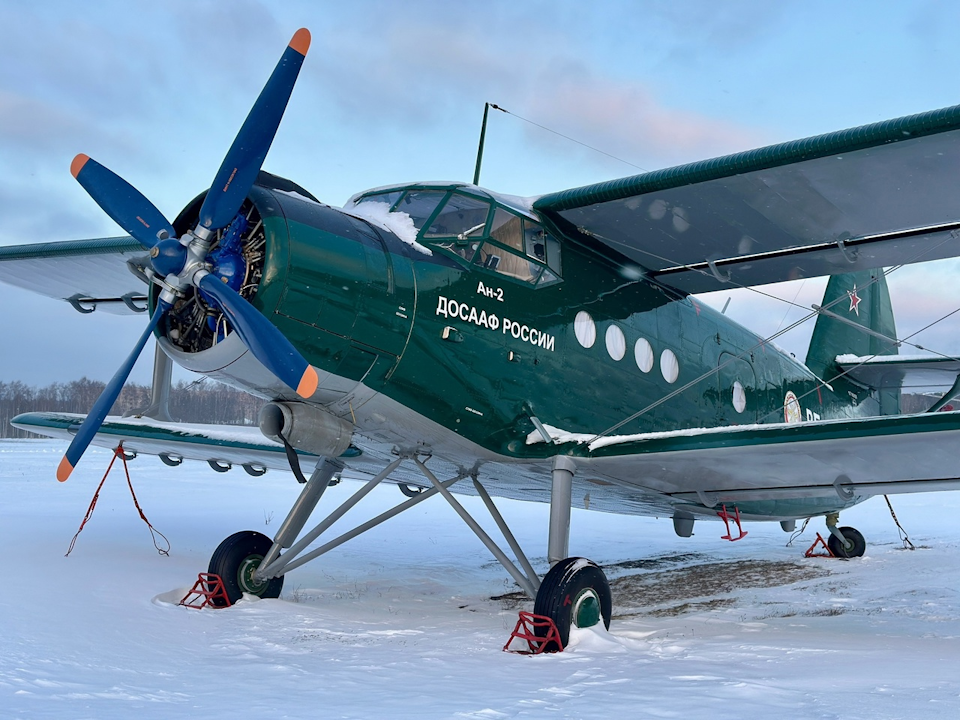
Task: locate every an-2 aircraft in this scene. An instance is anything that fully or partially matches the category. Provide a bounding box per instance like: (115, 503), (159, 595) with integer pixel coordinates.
(6, 27), (960, 650)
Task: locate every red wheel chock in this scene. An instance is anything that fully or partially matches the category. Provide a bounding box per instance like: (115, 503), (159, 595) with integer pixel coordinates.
(179, 573), (232, 609)
(503, 611), (564, 654)
(804, 533), (835, 558)
(718, 504), (748, 541)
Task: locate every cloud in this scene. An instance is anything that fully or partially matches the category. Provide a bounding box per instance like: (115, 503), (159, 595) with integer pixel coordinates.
(0, 91), (127, 161)
(310, 19), (517, 126)
(0, 179), (108, 245)
(644, 0), (793, 59)
(523, 67), (765, 170)
(304, 5), (765, 172)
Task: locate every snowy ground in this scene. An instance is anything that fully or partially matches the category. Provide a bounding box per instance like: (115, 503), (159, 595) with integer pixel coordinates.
(3, 439), (960, 719)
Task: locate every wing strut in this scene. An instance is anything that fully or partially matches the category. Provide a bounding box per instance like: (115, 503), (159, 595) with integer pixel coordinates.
(252, 455), (544, 600)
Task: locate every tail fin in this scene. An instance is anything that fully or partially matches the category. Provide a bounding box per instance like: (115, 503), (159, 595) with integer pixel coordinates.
(806, 269), (899, 412)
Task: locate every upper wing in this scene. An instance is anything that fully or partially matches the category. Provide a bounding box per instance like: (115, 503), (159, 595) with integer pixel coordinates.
(534, 104), (960, 293)
(0, 236), (150, 314)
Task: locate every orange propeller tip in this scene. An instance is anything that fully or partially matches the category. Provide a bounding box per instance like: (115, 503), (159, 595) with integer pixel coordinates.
(289, 28), (311, 56)
(70, 153), (90, 179)
(56, 456), (74, 483)
(297, 365), (319, 398)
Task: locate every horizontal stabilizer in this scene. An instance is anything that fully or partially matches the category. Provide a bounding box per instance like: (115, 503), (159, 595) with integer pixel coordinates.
(835, 354), (960, 390)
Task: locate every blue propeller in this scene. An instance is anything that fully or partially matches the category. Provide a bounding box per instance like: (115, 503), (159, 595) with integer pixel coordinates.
(59, 29), (315, 481)
(57, 301), (169, 482)
(71, 155), (176, 250)
(197, 273), (318, 398)
(198, 28), (311, 233)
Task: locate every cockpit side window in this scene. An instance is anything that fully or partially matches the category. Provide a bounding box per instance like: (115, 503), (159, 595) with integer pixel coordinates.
(545, 235), (561, 274)
(477, 211), (561, 284)
(489, 209), (523, 253)
(396, 190), (447, 229)
(422, 194), (491, 238)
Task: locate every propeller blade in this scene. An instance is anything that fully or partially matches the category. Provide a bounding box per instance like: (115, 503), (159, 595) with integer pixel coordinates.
(196, 273), (318, 398)
(57, 301), (169, 482)
(71, 154), (176, 250)
(197, 28), (311, 233)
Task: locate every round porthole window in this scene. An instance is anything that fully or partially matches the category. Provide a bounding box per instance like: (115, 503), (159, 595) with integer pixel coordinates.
(660, 349), (679, 383)
(634, 338), (654, 373)
(574, 311), (596, 348)
(732, 381), (746, 413)
(605, 325), (626, 361)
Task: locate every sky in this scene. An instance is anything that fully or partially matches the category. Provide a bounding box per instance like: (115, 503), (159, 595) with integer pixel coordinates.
(3, 0), (960, 386)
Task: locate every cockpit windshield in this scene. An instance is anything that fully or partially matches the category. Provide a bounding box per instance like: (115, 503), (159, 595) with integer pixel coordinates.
(352, 186), (561, 286)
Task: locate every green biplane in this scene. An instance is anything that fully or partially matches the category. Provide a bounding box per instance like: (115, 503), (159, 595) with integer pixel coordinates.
(4, 28), (960, 649)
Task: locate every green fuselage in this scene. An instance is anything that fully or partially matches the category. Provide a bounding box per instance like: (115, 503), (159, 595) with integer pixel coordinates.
(245, 182), (875, 459)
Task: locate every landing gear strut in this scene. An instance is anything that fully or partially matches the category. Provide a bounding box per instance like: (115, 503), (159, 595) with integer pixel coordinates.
(827, 526), (866, 558)
(204, 453), (611, 651)
(825, 512), (866, 558)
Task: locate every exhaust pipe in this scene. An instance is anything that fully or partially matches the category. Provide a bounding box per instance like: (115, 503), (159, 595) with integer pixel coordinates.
(259, 402), (353, 457)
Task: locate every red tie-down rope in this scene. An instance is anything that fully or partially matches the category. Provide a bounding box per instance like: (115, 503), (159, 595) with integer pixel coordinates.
(65, 444), (170, 557)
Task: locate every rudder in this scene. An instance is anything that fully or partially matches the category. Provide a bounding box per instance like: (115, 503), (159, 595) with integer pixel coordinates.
(806, 269), (899, 413)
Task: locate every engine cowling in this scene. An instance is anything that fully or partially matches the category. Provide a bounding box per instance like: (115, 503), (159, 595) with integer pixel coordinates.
(154, 172), (416, 405)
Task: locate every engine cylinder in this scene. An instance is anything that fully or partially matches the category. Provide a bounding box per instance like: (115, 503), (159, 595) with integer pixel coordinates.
(259, 401), (354, 458)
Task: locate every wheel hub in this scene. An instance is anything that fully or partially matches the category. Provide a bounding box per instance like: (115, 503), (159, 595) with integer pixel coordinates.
(573, 588), (602, 629)
(238, 554), (268, 595)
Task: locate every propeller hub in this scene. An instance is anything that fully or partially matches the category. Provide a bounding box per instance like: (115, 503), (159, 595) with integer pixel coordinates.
(150, 237), (188, 277)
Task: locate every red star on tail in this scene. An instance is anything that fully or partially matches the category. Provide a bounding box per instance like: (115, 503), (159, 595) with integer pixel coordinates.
(848, 285), (861, 316)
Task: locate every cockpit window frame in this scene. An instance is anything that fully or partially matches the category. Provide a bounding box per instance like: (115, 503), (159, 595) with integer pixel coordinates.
(350, 185), (563, 287)
(414, 192), (562, 287)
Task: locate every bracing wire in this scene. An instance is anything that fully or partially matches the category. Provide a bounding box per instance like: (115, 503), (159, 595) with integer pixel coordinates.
(489, 104), (650, 173)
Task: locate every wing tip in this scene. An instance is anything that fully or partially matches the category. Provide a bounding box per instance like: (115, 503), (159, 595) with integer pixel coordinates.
(296, 365), (319, 398)
(57, 456), (74, 483)
(70, 153), (90, 179)
(289, 28), (311, 56)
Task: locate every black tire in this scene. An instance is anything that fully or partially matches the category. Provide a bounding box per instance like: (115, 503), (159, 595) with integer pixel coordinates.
(207, 530), (283, 606)
(827, 526), (866, 558)
(533, 557), (612, 652)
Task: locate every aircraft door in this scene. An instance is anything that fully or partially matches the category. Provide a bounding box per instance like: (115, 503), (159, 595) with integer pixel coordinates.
(351, 225), (415, 361)
(717, 351), (757, 424)
(273, 203), (414, 407)
(328, 224), (416, 413)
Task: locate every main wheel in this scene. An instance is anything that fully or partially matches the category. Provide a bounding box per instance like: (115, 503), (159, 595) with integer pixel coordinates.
(533, 557), (612, 652)
(207, 530), (283, 606)
(827, 526), (866, 558)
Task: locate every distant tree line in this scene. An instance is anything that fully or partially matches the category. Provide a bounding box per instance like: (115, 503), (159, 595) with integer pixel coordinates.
(0, 381), (943, 440)
(0, 378), (263, 438)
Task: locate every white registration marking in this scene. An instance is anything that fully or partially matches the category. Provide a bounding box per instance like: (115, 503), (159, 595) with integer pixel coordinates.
(476, 280), (505, 302)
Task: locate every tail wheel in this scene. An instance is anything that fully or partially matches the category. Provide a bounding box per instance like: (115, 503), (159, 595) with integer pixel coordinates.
(827, 526), (866, 558)
(208, 530), (283, 606)
(533, 557), (612, 652)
